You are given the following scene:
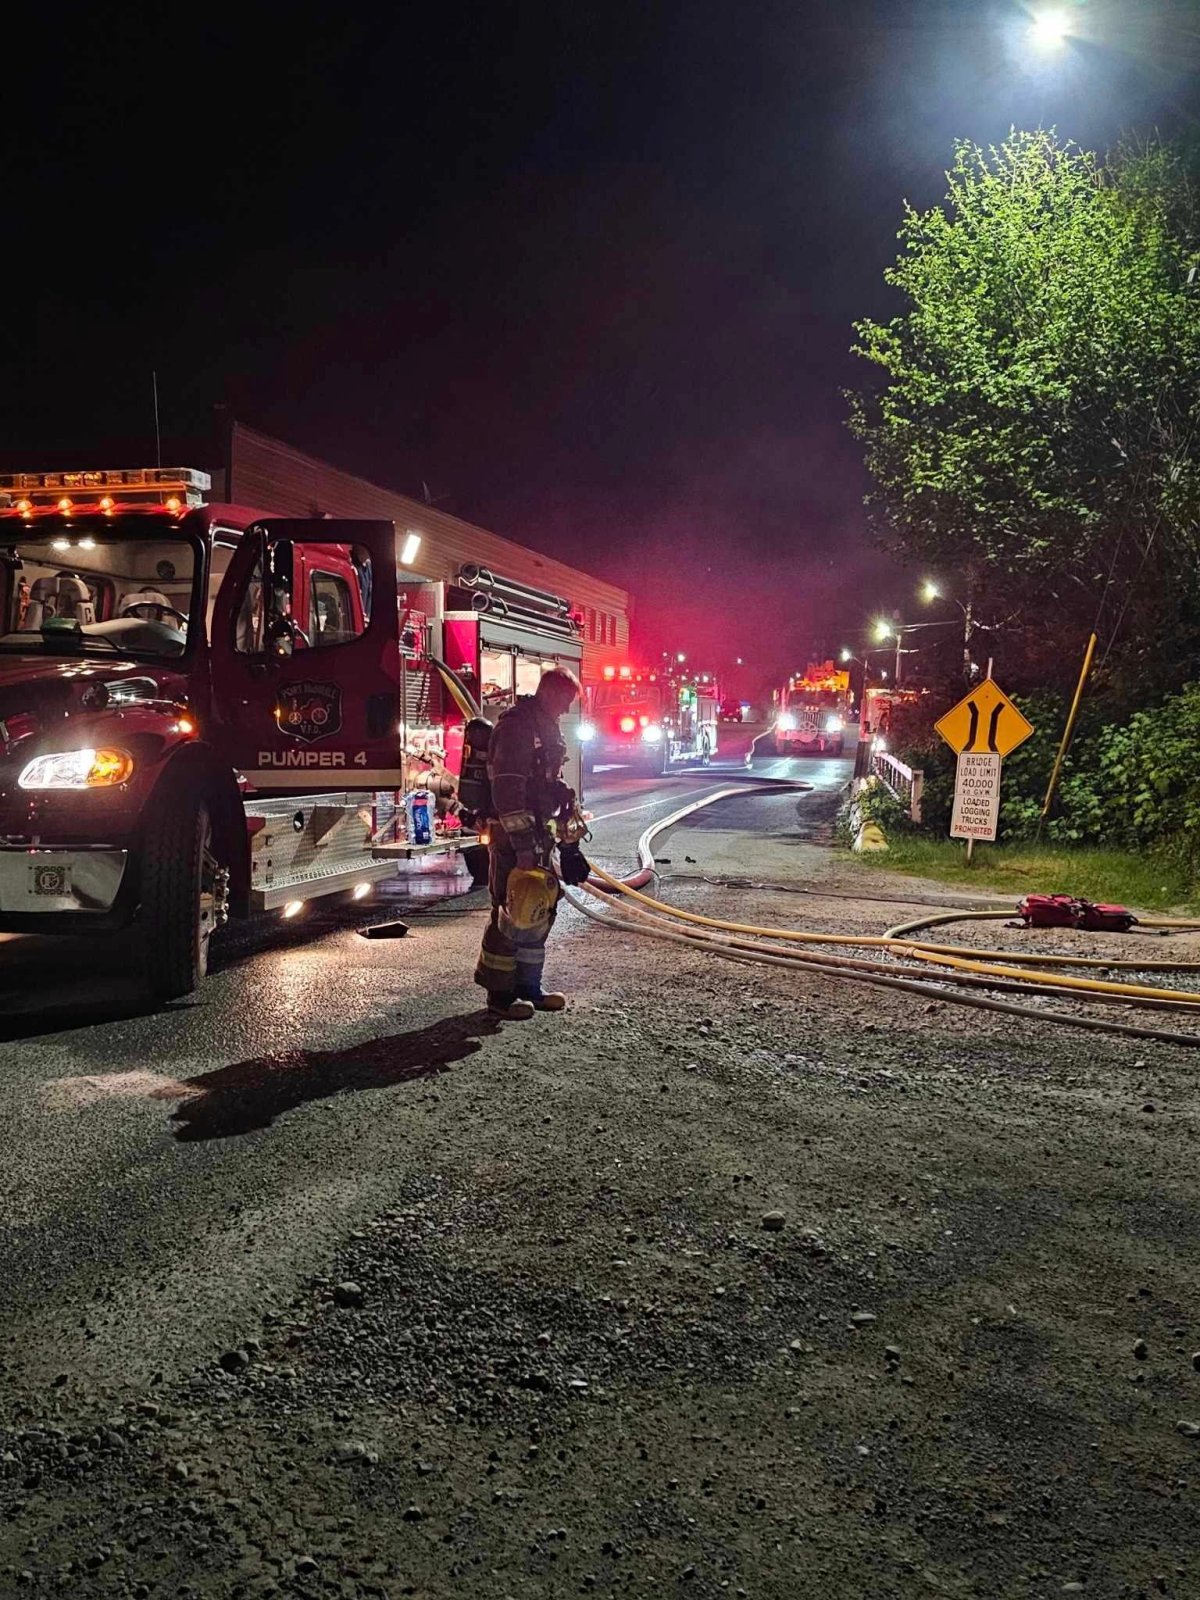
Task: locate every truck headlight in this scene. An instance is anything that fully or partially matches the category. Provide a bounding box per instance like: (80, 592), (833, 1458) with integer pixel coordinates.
(18, 747), (135, 789)
(777, 712), (797, 732)
(824, 715), (843, 733)
(642, 723), (664, 743)
(577, 721), (597, 742)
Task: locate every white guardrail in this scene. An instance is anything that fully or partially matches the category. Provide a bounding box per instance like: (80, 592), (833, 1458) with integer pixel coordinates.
(870, 748), (924, 822)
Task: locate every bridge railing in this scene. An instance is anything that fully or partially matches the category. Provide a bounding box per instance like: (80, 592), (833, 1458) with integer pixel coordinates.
(866, 745), (924, 823)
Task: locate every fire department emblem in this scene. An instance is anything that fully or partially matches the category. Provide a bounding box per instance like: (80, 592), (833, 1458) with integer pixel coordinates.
(275, 681), (343, 744)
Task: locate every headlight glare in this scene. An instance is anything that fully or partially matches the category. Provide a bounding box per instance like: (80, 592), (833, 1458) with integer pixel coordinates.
(18, 747), (135, 790)
(577, 721), (596, 742)
(778, 712), (797, 732)
(641, 724), (664, 744)
(824, 715), (843, 732)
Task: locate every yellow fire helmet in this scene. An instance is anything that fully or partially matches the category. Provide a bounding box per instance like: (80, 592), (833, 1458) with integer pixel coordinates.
(504, 866), (560, 933)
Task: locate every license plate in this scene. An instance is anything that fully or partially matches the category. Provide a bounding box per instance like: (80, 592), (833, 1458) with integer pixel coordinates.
(30, 861), (71, 897)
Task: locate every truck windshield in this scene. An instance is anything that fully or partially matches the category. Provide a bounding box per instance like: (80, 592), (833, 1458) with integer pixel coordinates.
(0, 529), (198, 659)
(787, 688), (841, 706)
(594, 683), (664, 712)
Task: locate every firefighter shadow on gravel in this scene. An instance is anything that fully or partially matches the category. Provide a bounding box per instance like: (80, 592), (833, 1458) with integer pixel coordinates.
(155, 1011), (502, 1142)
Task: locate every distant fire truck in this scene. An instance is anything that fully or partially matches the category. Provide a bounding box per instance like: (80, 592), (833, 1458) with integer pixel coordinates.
(0, 459), (608, 998)
(773, 661), (852, 755)
(581, 665), (719, 775)
(858, 682), (925, 744)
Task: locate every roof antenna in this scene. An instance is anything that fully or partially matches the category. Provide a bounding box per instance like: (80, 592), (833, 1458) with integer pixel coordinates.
(152, 371), (162, 468)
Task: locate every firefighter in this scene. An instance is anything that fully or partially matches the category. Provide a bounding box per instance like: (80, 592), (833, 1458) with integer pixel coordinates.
(474, 666), (591, 1018)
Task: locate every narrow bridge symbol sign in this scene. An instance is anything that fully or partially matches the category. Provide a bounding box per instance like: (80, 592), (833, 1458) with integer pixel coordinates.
(934, 679), (1034, 758)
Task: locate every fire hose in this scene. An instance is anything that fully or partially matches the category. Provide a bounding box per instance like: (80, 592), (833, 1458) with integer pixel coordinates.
(564, 783), (1200, 1047)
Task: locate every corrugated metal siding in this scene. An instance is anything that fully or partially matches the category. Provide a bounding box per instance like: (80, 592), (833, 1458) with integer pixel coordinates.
(229, 424), (630, 679)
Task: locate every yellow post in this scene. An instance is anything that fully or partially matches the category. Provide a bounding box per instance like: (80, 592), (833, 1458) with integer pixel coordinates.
(1038, 632), (1098, 836)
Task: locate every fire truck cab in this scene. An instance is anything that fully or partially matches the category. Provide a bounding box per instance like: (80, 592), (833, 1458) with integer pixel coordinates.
(581, 665), (719, 775)
(0, 467), (586, 999)
(773, 661), (852, 756)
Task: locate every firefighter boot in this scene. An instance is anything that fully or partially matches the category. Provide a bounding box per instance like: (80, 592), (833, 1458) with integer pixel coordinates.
(518, 988), (567, 1012)
(487, 993), (537, 1021)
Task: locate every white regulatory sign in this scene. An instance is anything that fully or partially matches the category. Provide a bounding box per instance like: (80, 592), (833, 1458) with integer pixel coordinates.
(950, 751), (1002, 842)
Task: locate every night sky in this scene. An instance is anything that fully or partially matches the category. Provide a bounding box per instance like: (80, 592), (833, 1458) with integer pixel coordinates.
(5, 2), (1196, 674)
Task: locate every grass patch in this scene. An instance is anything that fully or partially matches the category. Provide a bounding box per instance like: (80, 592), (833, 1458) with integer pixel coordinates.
(863, 835), (1200, 915)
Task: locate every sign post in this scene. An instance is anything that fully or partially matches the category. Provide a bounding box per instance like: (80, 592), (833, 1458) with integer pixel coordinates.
(935, 677), (1034, 861)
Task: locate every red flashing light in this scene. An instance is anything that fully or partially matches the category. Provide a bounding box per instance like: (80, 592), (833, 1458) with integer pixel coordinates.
(638, 714), (649, 727)
(619, 715), (637, 733)
(618, 666), (632, 679)
(57, 497), (73, 514)
(164, 495), (182, 514)
(603, 665), (616, 680)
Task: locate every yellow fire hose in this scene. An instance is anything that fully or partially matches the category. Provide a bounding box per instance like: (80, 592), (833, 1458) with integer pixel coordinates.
(566, 783), (1200, 1046)
(584, 862), (1200, 1008)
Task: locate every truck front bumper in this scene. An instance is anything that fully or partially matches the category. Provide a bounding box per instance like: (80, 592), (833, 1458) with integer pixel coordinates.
(0, 847), (129, 916)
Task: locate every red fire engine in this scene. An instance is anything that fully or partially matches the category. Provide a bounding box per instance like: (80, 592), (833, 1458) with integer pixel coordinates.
(0, 466), (591, 997)
(581, 665), (719, 775)
(772, 661), (852, 756)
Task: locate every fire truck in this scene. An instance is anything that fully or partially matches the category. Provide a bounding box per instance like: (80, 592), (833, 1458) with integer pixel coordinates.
(772, 661), (852, 756)
(858, 682), (925, 744)
(580, 665), (719, 775)
(0, 465), (593, 999)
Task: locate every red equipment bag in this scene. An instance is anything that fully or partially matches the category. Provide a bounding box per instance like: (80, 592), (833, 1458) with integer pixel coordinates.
(1018, 894), (1081, 929)
(1017, 894), (1137, 933)
(1077, 901), (1138, 933)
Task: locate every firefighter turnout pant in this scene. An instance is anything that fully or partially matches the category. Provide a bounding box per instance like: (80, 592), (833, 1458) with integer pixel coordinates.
(473, 830), (560, 999)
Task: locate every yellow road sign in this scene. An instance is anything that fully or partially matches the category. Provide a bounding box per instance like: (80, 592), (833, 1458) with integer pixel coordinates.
(935, 678), (1034, 757)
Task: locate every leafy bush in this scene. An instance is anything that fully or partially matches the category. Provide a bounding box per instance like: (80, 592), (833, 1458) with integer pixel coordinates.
(1052, 684), (1200, 861)
(881, 681), (1200, 862)
(835, 776), (915, 847)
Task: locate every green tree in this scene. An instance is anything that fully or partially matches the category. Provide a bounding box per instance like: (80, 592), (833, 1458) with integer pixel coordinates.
(847, 130), (1200, 704)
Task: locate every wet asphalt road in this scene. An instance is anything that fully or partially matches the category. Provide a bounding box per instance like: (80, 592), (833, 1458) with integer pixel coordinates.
(0, 726), (851, 1404)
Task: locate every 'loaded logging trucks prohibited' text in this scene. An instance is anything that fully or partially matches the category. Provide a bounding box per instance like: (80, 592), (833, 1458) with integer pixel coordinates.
(936, 678), (1034, 849)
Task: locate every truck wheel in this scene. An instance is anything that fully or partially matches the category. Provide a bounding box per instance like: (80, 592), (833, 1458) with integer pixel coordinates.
(699, 736), (712, 768)
(141, 791), (225, 1000)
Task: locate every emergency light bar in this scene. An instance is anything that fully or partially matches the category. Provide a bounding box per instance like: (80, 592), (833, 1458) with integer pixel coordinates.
(0, 467), (211, 509)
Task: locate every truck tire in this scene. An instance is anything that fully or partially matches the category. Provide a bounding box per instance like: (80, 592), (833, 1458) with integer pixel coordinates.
(699, 735), (712, 768)
(141, 790), (224, 1000)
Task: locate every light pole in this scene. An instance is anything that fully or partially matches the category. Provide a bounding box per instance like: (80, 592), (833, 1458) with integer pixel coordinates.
(920, 580), (976, 681)
(918, 579), (1011, 682)
(872, 618), (922, 684)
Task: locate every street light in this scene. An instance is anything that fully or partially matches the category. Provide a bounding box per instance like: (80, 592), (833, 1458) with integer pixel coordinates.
(869, 614), (943, 684)
(1028, 8), (1071, 50)
(919, 580), (982, 682)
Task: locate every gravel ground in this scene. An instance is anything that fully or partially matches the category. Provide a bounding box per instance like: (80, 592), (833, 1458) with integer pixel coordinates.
(4, 811), (1200, 1600)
